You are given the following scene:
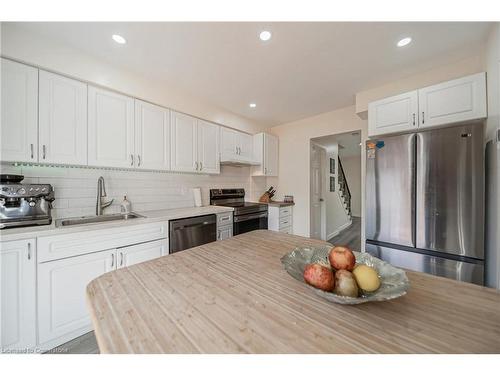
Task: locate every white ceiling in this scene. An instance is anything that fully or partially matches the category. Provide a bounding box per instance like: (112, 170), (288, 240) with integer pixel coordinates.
(8, 22), (491, 127)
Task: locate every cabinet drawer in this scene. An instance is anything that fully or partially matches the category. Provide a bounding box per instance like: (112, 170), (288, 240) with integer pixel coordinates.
(279, 226), (293, 234)
(279, 206), (292, 217)
(279, 216), (292, 228)
(38, 222), (168, 263)
(217, 212), (233, 226)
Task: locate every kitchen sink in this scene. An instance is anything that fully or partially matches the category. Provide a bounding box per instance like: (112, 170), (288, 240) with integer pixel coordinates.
(55, 212), (145, 227)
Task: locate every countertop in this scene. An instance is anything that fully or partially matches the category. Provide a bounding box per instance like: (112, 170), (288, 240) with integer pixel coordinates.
(0, 206), (234, 242)
(86, 230), (500, 354)
(257, 201), (295, 207)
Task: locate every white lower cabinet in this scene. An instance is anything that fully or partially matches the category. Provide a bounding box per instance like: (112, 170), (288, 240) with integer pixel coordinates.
(37, 249), (115, 349)
(117, 239), (168, 268)
(268, 205), (293, 234)
(35, 222), (169, 351)
(0, 239), (36, 352)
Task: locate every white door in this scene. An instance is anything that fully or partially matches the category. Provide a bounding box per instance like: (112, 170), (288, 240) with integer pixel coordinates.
(0, 239), (36, 351)
(220, 127), (237, 161)
(135, 100), (170, 170)
(217, 226), (233, 241)
(88, 86), (135, 168)
(264, 133), (279, 176)
(38, 71), (87, 165)
(0, 59), (38, 162)
(368, 91), (418, 137)
(238, 132), (254, 162)
(310, 144), (324, 239)
(197, 120), (220, 174)
(419, 73), (487, 129)
(170, 111), (198, 172)
(117, 239), (168, 269)
(37, 249), (115, 347)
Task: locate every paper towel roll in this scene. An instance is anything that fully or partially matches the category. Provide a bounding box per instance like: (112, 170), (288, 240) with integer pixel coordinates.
(193, 188), (202, 207)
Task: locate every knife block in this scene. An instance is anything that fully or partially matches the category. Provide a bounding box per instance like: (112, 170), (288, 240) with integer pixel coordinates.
(259, 192), (272, 203)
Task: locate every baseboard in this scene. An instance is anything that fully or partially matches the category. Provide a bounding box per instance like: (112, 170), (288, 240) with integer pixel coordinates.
(327, 220), (352, 241)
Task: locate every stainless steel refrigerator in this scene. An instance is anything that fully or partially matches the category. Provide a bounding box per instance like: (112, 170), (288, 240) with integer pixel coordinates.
(365, 124), (484, 285)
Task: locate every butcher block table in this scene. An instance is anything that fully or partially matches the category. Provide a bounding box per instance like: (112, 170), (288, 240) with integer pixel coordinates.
(86, 230), (500, 354)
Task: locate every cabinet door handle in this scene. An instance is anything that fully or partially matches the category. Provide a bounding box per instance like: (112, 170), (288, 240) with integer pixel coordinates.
(422, 111), (425, 124)
(120, 252), (124, 267)
(111, 253), (115, 268)
(137, 155), (141, 167)
(30, 144), (34, 159)
(27, 242), (32, 260)
(412, 113), (416, 126)
(130, 154), (134, 166)
(42, 145), (46, 159)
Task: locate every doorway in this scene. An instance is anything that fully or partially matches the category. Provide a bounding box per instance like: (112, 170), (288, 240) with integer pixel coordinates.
(310, 131), (362, 250)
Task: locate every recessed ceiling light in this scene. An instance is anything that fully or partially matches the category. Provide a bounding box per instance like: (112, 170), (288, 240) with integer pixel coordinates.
(112, 34), (127, 44)
(249, 103), (257, 108)
(259, 31), (272, 41)
(397, 37), (412, 47)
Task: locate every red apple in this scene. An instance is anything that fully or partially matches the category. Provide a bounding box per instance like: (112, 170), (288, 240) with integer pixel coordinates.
(328, 246), (356, 271)
(303, 263), (335, 291)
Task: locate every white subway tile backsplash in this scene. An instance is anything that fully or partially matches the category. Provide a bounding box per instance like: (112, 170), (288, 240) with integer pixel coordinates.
(1, 163), (268, 219)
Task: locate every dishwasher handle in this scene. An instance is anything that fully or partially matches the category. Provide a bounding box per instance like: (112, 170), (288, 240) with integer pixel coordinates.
(173, 221), (213, 230)
(170, 214), (216, 231)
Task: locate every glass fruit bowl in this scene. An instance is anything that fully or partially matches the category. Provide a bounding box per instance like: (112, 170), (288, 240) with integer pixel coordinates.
(280, 245), (410, 305)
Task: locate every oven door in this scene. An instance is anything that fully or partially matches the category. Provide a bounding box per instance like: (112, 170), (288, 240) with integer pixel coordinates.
(233, 212), (268, 235)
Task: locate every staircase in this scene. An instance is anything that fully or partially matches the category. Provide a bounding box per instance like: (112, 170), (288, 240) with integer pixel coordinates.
(338, 157), (352, 220)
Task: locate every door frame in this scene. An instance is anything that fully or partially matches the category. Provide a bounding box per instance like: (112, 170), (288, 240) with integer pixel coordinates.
(310, 142), (326, 240)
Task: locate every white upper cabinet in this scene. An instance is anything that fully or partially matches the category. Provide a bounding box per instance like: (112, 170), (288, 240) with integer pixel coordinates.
(135, 100), (171, 170)
(418, 73), (487, 129)
(252, 132), (279, 176)
(368, 73), (487, 137)
(220, 127), (238, 161)
(38, 71), (88, 165)
(368, 91), (418, 137)
(220, 127), (255, 164)
(0, 58), (38, 162)
(264, 133), (279, 176)
(238, 133), (254, 162)
(0, 239), (36, 352)
(171, 112), (221, 174)
(197, 120), (220, 174)
(88, 86), (135, 168)
(170, 111), (198, 172)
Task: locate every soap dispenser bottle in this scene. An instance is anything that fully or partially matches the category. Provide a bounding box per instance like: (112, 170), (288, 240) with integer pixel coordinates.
(120, 195), (131, 214)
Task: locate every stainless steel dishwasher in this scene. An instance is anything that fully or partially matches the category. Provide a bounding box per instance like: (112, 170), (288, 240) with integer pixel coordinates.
(169, 214), (217, 253)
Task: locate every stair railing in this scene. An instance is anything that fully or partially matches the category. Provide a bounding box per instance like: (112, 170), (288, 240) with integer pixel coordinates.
(338, 157), (352, 217)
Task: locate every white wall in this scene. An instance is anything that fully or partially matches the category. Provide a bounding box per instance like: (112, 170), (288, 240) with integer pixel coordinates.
(0, 163), (266, 219)
(323, 145), (350, 240)
(267, 105), (368, 244)
(339, 154), (362, 217)
(484, 23), (500, 142)
(483, 23), (500, 289)
(0, 23), (266, 135)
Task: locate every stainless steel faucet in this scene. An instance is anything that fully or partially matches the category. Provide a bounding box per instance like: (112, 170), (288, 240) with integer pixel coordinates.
(96, 176), (113, 216)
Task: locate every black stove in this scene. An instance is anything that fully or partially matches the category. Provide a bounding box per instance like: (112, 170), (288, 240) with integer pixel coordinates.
(210, 189), (268, 234)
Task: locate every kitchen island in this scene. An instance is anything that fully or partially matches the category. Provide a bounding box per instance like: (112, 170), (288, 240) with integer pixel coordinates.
(86, 230), (500, 353)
